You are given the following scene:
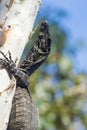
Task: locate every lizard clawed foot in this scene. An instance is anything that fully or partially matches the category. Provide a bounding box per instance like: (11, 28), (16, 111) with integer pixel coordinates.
(0, 51), (16, 70)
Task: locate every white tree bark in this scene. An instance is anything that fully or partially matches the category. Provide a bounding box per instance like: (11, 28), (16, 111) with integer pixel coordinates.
(0, 0), (41, 129)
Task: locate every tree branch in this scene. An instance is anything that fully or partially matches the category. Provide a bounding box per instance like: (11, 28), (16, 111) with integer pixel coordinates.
(0, 0), (41, 129)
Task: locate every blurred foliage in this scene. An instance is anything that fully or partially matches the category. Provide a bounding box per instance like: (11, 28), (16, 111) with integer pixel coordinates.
(23, 8), (87, 130)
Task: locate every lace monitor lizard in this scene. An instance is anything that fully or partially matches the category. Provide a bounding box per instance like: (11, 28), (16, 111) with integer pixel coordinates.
(0, 21), (51, 130)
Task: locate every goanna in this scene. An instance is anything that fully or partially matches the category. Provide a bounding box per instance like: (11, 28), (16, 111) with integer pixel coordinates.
(0, 21), (51, 130)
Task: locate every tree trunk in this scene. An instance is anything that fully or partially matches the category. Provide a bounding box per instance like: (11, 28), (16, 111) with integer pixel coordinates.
(0, 0), (41, 129)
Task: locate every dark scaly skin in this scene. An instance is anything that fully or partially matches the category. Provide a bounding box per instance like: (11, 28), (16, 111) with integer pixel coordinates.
(7, 87), (38, 130)
(20, 20), (51, 76)
(0, 21), (51, 130)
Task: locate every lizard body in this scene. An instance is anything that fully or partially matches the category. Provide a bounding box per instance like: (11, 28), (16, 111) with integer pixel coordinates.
(0, 21), (51, 130)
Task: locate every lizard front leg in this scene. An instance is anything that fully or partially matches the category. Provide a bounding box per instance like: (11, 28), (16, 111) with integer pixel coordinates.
(0, 51), (29, 88)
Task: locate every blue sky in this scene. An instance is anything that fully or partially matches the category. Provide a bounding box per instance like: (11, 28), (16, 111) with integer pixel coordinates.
(40, 0), (87, 73)
(40, 2), (87, 129)
(42, 0), (87, 41)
